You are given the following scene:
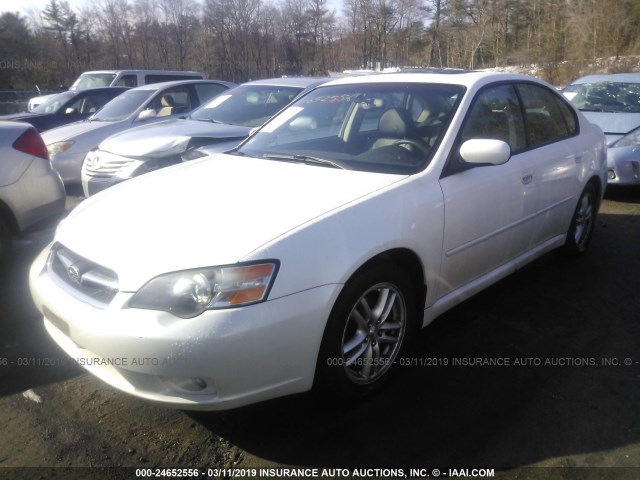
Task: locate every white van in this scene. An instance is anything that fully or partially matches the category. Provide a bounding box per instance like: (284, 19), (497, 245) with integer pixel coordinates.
(28, 70), (207, 111)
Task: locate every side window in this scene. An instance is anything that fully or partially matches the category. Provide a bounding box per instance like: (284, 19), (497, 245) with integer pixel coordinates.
(66, 93), (110, 115)
(194, 83), (229, 104)
(152, 87), (192, 117)
(516, 83), (577, 147)
(115, 75), (137, 87)
(460, 84), (526, 153)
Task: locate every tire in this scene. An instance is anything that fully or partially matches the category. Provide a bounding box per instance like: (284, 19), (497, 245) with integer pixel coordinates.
(316, 262), (417, 398)
(563, 182), (597, 256)
(0, 215), (12, 265)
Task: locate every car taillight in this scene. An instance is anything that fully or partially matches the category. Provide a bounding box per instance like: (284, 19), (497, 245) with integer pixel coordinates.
(12, 127), (49, 160)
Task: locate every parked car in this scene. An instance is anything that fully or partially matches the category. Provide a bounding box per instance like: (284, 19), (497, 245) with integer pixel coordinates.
(81, 77), (328, 196)
(604, 124), (640, 185)
(0, 87), (129, 132)
(0, 121), (65, 261)
(42, 79), (236, 187)
(563, 73), (640, 186)
(30, 72), (606, 411)
(28, 69), (207, 111)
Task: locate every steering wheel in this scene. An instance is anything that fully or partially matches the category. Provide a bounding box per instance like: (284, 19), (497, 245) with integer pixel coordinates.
(392, 139), (429, 157)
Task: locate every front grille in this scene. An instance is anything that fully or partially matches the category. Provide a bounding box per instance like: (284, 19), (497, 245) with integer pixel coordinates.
(47, 243), (119, 308)
(85, 154), (140, 178)
(84, 152), (140, 179)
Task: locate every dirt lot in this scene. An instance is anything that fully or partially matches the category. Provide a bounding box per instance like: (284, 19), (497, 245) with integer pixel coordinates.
(1, 187), (639, 480)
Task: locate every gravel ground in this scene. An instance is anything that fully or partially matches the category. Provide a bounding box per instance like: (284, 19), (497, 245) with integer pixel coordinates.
(1, 187), (639, 480)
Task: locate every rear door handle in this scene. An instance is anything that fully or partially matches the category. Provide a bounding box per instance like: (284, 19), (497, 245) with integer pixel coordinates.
(522, 174), (533, 185)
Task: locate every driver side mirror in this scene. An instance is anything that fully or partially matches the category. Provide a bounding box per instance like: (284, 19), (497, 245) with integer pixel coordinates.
(459, 139), (511, 166)
(65, 107), (78, 115)
(138, 109), (157, 121)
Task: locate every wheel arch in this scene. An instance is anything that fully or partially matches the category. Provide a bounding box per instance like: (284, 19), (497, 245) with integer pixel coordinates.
(345, 247), (427, 327)
(586, 174), (603, 211)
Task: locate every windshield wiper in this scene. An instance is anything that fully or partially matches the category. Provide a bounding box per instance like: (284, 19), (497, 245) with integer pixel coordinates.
(262, 153), (345, 169)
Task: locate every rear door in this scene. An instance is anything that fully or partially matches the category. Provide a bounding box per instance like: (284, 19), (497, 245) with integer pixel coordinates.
(514, 82), (582, 243)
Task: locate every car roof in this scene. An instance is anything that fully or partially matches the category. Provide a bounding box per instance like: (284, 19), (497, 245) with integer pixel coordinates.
(569, 73), (640, 84)
(240, 77), (332, 88)
(320, 71), (544, 89)
(132, 79), (237, 91)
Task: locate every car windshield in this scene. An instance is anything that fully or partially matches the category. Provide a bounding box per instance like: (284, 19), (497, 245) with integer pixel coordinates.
(91, 89), (154, 122)
(190, 85), (304, 127)
(236, 83), (463, 174)
(71, 73), (117, 90)
(31, 91), (75, 114)
(563, 81), (640, 113)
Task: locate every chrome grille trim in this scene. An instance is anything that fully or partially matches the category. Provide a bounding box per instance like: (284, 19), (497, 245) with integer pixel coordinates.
(47, 243), (119, 308)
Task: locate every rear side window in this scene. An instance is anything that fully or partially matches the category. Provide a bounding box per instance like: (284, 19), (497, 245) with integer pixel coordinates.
(194, 83), (230, 104)
(516, 83), (577, 147)
(144, 74), (202, 84)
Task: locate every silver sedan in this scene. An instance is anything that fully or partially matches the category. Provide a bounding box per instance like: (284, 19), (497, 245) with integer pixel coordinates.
(606, 125), (640, 185)
(42, 79), (236, 187)
(0, 121), (65, 260)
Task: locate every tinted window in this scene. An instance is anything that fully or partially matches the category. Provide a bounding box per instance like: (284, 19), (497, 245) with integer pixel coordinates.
(517, 83), (576, 147)
(460, 84), (526, 152)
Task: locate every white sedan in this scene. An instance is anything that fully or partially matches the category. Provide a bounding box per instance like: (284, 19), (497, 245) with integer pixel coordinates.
(30, 72), (606, 410)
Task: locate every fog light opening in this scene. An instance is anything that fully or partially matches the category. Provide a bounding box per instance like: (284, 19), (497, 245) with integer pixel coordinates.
(632, 162), (640, 180)
(607, 169), (616, 180)
(162, 376), (213, 394)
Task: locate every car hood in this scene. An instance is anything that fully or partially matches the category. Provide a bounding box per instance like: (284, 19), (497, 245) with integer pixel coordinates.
(580, 111), (640, 144)
(99, 119), (251, 156)
(57, 154), (406, 290)
(42, 119), (117, 144)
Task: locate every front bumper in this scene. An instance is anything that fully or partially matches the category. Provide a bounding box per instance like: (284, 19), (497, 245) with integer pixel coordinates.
(29, 246), (340, 410)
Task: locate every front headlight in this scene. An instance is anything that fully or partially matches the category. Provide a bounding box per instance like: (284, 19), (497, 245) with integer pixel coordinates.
(47, 141), (75, 159)
(128, 261), (279, 318)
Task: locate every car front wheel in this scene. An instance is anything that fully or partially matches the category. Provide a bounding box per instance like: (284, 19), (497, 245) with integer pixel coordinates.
(316, 262), (416, 397)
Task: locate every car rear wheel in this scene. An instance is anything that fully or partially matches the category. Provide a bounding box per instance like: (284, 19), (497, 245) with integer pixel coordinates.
(316, 262), (416, 397)
(563, 183), (597, 256)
